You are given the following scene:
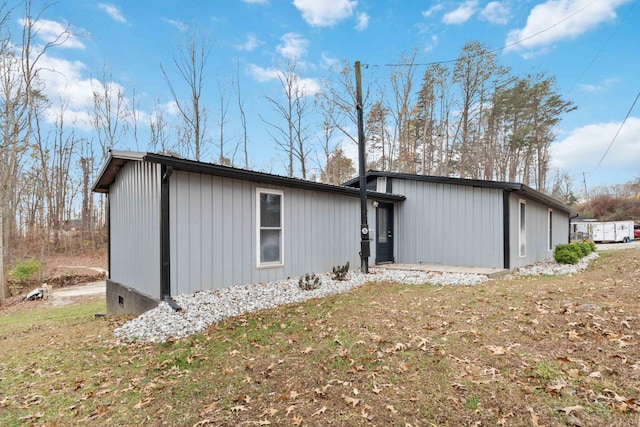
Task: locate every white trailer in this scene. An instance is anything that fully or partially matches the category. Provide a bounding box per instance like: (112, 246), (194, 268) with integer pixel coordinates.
(592, 221), (634, 243)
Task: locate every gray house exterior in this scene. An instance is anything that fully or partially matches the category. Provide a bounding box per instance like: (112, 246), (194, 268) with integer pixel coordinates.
(94, 152), (571, 315)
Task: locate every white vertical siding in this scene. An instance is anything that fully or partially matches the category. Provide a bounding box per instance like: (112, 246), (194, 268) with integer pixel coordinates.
(169, 171), (362, 295)
(109, 161), (161, 299)
(392, 179), (504, 268)
(509, 195), (570, 269)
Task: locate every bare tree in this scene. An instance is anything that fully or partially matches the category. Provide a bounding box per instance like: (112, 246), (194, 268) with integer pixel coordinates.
(387, 49), (418, 173)
(148, 99), (172, 153)
(215, 74), (231, 165)
(0, 0), (69, 304)
(236, 59), (249, 168)
(161, 26), (211, 161)
(91, 66), (128, 158)
(263, 60), (313, 178)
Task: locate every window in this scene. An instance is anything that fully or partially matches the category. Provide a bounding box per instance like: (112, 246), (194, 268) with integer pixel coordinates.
(257, 189), (283, 267)
(519, 200), (526, 257)
(548, 209), (553, 251)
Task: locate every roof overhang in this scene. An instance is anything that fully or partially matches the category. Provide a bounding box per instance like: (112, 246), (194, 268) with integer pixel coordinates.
(344, 170), (572, 213)
(92, 151), (406, 203)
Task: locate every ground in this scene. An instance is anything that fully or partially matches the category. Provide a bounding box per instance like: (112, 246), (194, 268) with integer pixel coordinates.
(0, 247), (107, 315)
(1, 244), (640, 426)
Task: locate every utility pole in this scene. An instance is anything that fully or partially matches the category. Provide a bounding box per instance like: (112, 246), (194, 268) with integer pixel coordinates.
(355, 61), (369, 274)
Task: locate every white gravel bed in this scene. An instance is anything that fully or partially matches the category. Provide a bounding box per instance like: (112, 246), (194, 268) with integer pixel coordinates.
(514, 252), (599, 276)
(115, 253), (600, 343)
(114, 269), (488, 343)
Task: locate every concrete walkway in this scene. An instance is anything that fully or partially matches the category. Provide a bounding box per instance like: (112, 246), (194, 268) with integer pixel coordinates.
(371, 263), (508, 278)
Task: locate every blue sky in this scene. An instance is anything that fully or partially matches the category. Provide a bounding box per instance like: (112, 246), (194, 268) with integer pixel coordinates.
(17, 0), (640, 194)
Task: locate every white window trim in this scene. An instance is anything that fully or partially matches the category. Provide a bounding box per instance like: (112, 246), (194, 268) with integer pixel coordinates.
(519, 199), (526, 258)
(256, 188), (284, 269)
(548, 208), (553, 252)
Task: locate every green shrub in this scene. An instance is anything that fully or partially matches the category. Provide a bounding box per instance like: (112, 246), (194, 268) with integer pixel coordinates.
(554, 248), (579, 264)
(576, 241), (592, 256)
(9, 258), (41, 282)
(331, 261), (350, 281)
(298, 273), (321, 291)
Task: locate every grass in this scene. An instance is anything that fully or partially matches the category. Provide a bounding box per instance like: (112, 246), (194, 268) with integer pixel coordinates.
(1, 248), (640, 425)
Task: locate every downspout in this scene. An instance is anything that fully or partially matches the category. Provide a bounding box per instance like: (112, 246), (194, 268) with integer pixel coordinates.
(568, 213), (579, 242)
(502, 190), (510, 269)
(106, 195), (111, 279)
(160, 164), (181, 311)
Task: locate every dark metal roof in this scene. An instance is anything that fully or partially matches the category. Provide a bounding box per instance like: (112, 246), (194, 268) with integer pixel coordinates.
(343, 170), (572, 213)
(92, 151), (406, 203)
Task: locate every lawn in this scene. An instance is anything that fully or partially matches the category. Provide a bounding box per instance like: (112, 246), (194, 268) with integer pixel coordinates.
(1, 248), (640, 426)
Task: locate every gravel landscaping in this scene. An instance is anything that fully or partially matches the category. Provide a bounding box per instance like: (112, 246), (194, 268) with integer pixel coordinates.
(115, 253), (599, 343)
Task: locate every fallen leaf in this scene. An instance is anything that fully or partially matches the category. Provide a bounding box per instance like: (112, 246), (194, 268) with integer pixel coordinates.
(301, 346), (313, 354)
(557, 405), (584, 415)
(528, 407), (541, 427)
(133, 398), (152, 409)
(260, 408), (278, 417)
(311, 406), (327, 416)
(486, 345), (506, 355)
(386, 404), (398, 414)
(192, 419), (215, 427)
(342, 394), (361, 407)
(230, 405), (248, 413)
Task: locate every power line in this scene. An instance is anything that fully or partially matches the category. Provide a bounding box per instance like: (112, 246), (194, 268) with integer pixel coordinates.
(593, 90), (640, 171)
(566, 1), (636, 97)
(382, 0), (599, 68)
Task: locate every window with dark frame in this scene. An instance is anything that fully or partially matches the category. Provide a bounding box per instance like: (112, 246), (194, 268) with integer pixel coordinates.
(257, 189), (283, 267)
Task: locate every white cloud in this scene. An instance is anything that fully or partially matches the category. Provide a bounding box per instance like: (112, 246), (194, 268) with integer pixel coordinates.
(163, 18), (187, 32)
(35, 52), (141, 131)
(577, 78), (617, 93)
(248, 63), (280, 82)
(355, 12), (369, 31)
(247, 63), (320, 97)
(296, 76), (321, 97)
(442, 0), (479, 25)
(97, 3), (127, 24)
(480, 1), (510, 25)
(505, 0), (631, 54)
(276, 32), (308, 60)
(320, 52), (340, 70)
(293, 0), (357, 27)
(18, 18), (85, 49)
(423, 34), (439, 53)
(422, 3), (444, 18)
(235, 33), (263, 51)
(550, 118), (640, 172)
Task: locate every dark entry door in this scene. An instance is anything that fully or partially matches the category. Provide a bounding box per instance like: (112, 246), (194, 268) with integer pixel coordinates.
(376, 203), (394, 264)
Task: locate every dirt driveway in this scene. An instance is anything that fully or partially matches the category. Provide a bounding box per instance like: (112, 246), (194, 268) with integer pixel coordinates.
(50, 280), (106, 307)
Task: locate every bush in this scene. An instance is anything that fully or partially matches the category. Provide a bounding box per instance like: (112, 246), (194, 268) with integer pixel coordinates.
(331, 261), (350, 281)
(576, 241), (592, 256)
(554, 248), (579, 264)
(298, 273), (321, 291)
(9, 258), (41, 282)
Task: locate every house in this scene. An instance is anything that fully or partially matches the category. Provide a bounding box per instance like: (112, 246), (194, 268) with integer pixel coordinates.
(93, 151), (571, 315)
(343, 171), (572, 270)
